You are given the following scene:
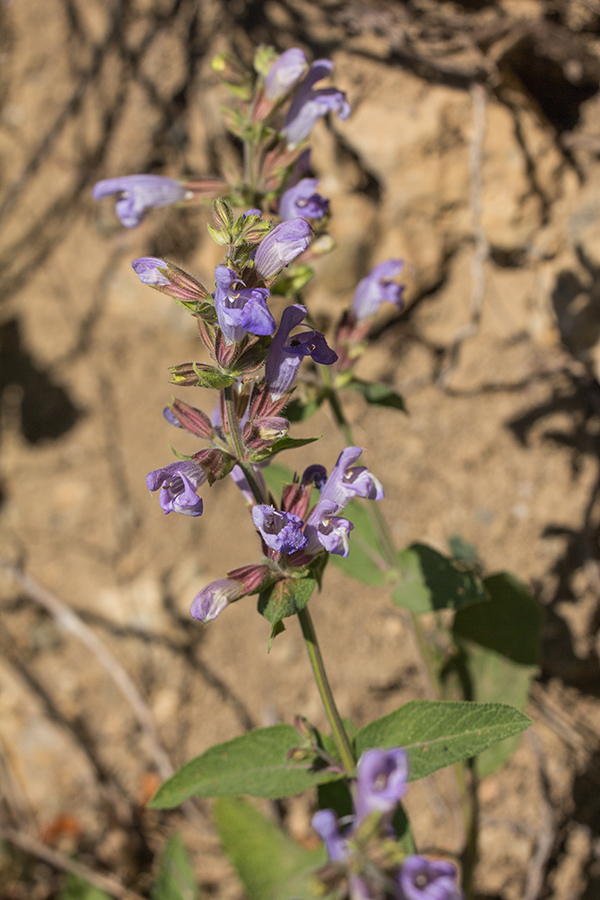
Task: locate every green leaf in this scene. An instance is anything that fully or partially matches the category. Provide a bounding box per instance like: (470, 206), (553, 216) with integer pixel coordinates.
(392, 544), (489, 613)
(191, 364), (237, 390)
(354, 700), (531, 780)
(347, 378), (406, 412)
(452, 573), (543, 775)
(453, 572), (543, 665)
(285, 394), (325, 422)
(58, 876), (111, 900)
(214, 797), (325, 900)
(251, 434), (321, 462)
(149, 724), (344, 808)
(152, 834), (199, 900)
(330, 500), (390, 586)
(258, 577), (316, 627)
(260, 463), (295, 501)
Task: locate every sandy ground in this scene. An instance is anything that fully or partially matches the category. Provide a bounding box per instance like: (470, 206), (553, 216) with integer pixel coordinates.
(2, 0), (600, 898)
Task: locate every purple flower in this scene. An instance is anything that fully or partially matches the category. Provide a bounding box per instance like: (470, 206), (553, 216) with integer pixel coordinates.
(264, 48), (307, 101)
(133, 256), (170, 285)
(304, 499), (354, 557)
(92, 175), (187, 228)
(320, 446), (384, 509)
(397, 857), (462, 900)
(280, 179), (329, 222)
(252, 505), (308, 554)
(311, 810), (347, 862)
(146, 460), (206, 516)
(351, 260), (405, 321)
(190, 578), (244, 622)
(254, 220), (313, 280)
(355, 748), (408, 822)
(283, 60), (351, 148)
(214, 266), (276, 343)
(132, 257), (209, 304)
(265, 305), (337, 398)
(303, 448), (382, 556)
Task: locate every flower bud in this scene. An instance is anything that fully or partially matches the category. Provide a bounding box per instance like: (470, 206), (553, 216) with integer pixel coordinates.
(254, 220), (313, 280)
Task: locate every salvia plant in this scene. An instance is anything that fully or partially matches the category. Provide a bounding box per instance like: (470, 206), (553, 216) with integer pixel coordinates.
(92, 45), (541, 900)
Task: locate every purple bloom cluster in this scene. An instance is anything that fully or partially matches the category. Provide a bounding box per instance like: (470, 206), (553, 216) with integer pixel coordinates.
(313, 748), (462, 900)
(250, 446), (382, 561)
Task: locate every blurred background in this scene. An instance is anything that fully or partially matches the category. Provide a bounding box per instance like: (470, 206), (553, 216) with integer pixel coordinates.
(2, 0), (600, 897)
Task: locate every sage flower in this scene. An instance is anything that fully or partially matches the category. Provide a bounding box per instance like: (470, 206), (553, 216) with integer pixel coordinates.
(214, 266), (276, 343)
(283, 59), (350, 148)
(252, 505), (308, 554)
(92, 175), (187, 228)
(264, 48), (307, 101)
(352, 260), (405, 321)
(397, 857), (462, 900)
(254, 220), (313, 280)
(355, 748), (408, 821)
(146, 460), (206, 516)
(190, 578), (244, 622)
(265, 304), (337, 398)
(280, 178), (329, 222)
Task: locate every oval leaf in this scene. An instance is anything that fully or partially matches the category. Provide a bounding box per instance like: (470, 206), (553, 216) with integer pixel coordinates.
(354, 700), (531, 781)
(149, 724), (343, 808)
(393, 544), (489, 613)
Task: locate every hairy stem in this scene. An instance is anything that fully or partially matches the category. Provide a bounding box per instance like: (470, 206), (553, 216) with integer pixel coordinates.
(298, 606), (355, 774)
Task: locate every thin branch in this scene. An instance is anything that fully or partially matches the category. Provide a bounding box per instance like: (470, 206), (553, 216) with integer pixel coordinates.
(1, 827), (147, 900)
(439, 81), (489, 388)
(0, 558), (174, 781)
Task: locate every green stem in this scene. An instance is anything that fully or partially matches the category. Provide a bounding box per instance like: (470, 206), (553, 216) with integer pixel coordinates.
(297, 607), (355, 775)
(223, 387), (268, 504)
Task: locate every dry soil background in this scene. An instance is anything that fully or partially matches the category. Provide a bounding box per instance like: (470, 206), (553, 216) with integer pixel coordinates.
(2, 0), (600, 898)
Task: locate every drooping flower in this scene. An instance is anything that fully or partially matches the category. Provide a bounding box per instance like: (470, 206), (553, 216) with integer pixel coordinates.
(92, 175), (187, 228)
(252, 505), (308, 554)
(355, 748), (408, 822)
(351, 260), (405, 321)
(213, 266), (276, 343)
(191, 564), (273, 622)
(132, 257), (209, 304)
(264, 48), (307, 101)
(283, 59), (351, 148)
(280, 178), (329, 222)
(190, 578), (244, 622)
(397, 856), (462, 900)
(146, 460), (206, 516)
(265, 304), (337, 399)
(254, 219), (313, 280)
